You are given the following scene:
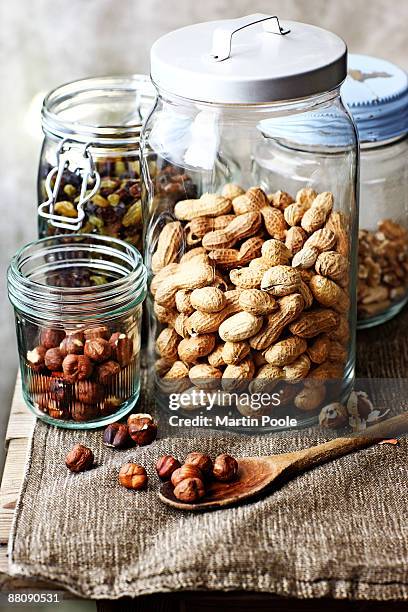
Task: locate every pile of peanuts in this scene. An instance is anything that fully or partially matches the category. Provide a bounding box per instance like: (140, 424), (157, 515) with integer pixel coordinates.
(151, 184), (351, 414)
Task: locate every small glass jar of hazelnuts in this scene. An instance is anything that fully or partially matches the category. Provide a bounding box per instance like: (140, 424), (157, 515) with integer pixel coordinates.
(8, 234), (146, 428)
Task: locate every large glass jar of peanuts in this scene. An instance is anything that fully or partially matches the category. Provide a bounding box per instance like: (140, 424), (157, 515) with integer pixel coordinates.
(8, 235), (146, 429)
(342, 55), (408, 327)
(142, 14), (358, 429)
(37, 76), (155, 252)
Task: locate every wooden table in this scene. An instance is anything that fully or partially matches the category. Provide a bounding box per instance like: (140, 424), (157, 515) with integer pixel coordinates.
(2, 378), (408, 611)
(0, 376), (55, 592)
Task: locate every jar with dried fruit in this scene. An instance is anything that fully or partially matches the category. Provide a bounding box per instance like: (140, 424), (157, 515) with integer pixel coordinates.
(142, 14), (358, 429)
(8, 234), (146, 428)
(342, 55), (408, 327)
(37, 75), (155, 253)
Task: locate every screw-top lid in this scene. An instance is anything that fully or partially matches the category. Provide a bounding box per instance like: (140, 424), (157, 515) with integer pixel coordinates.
(150, 14), (347, 104)
(341, 54), (408, 143)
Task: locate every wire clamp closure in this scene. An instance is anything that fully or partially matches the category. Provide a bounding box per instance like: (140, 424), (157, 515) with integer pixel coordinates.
(38, 139), (101, 231)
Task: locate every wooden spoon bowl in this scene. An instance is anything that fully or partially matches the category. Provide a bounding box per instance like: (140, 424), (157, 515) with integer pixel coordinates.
(159, 412), (408, 511)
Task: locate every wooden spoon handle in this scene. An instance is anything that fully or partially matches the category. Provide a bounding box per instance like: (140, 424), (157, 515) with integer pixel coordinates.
(289, 412), (408, 473)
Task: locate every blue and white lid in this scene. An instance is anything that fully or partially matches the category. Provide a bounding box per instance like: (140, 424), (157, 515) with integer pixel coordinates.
(341, 54), (408, 143)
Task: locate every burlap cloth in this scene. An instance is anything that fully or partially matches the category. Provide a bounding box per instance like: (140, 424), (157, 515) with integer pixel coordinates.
(8, 308), (408, 600)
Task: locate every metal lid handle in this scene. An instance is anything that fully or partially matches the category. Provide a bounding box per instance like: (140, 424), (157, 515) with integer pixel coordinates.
(210, 13), (290, 62)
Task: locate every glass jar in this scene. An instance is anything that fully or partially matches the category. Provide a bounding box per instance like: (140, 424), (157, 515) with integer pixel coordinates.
(342, 54), (408, 327)
(8, 235), (146, 429)
(38, 75), (155, 252)
(141, 15), (358, 429)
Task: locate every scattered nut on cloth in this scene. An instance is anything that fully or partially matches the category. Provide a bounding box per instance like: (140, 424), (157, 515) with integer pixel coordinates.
(8, 313), (408, 600)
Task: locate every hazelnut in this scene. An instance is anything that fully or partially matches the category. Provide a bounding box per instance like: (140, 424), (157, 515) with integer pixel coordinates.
(156, 455), (181, 480)
(62, 354), (93, 383)
(26, 346), (46, 371)
(103, 423), (131, 448)
(66, 330), (85, 342)
(48, 404), (67, 420)
(28, 373), (51, 394)
(40, 328), (65, 350)
(171, 464), (203, 487)
(173, 477), (205, 503)
(71, 402), (99, 422)
(84, 325), (110, 340)
(109, 332), (121, 348)
(84, 338), (111, 362)
(129, 422), (158, 446)
(34, 395), (67, 419)
(275, 382), (299, 406)
(109, 333), (133, 367)
(319, 402), (348, 429)
(44, 347), (64, 371)
(213, 454), (238, 482)
(100, 396), (122, 417)
(118, 463), (147, 490)
(128, 413), (158, 446)
(77, 355), (93, 379)
(76, 380), (104, 404)
(127, 413), (153, 428)
(33, 394), (48, 413)
(184, 452), (213, 477)
(96, 360), (121, 385)
(49, 376), (70, 404)
(346, 391), (374, 420)
(60, 335), (84, 357)
(65, 444), (94, 472)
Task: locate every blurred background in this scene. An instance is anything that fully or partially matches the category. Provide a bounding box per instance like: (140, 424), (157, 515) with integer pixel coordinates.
(0, 0), (406, 470)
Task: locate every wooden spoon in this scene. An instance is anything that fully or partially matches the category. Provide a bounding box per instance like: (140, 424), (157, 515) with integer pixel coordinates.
(159, 412), (408, 511)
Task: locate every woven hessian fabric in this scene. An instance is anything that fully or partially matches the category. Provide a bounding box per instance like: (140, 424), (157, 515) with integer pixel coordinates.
(8, 309), (408, 600)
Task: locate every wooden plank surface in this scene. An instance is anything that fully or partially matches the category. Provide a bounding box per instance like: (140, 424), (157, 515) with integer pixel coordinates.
(0, 374), (34, 548)
(0, 438), (29, 544)
(5, 373), (35, 442)
(0, 374), (37, 591)
(96, 593), (408, 612)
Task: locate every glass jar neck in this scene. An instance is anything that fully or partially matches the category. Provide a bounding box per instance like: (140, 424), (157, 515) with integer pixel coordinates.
(359, 133), (407, 151)
(8, 235), (146, 326)
(42, 75), (155, 146)
(154, 84), (342, 116)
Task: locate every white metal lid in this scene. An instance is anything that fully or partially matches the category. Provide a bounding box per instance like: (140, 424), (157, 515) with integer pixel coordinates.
(150, 14), (347, 104)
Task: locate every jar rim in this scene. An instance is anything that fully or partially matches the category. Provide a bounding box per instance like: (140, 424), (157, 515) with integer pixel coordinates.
(42, 75), (155, 145)
(8, 234), (147, 324)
